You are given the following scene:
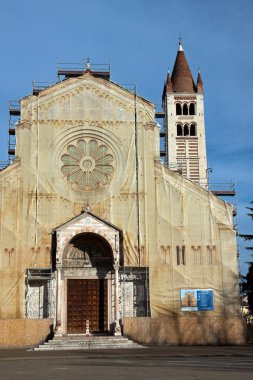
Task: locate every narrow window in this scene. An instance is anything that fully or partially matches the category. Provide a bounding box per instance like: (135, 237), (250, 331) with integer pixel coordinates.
(184, 124), (189, 136)
(176, 103), (182, 115)
(189, 103), (195, 115)
(176, 246), (186, 265)
(176, 246), (180, 265)
(190, 123), (196, 136)
(183, 103), (188, 115)
(182, 246), (186, 265)
(177, 124), (183, 136)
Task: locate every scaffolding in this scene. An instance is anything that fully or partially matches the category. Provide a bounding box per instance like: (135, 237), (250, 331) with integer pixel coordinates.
(0, 161), (8, 171)
(155, 104), (167, 161)
(57, 61), (110, 80)
(8, 100), (20, 163)
(32, 81), (55, 96)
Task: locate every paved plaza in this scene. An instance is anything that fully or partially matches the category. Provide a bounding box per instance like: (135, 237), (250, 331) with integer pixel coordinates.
(0, 346), (253, 380)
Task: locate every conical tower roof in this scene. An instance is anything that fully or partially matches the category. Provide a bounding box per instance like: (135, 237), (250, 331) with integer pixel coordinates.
(171, 43), (196, 93)
(162, 69), (172, 100)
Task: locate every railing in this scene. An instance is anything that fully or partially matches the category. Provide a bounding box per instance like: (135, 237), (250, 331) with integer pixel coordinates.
(156, 158), (182, 173)
(9, 100), (20, 116)
(204, 182), (236, 196)
(9, 100), (20, 110)
(57, 61), (110, 73)
(0, 161), (8, 170)
(32, 82), (55, 95)
(154, 104), (164, 113)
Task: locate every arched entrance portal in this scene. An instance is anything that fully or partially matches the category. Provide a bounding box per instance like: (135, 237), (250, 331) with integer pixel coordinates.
(63, 233), (114, 334)
(54, 211), (122, 336)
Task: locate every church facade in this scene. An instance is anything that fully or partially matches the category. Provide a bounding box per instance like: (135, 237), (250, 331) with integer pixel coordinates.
(0, 43), (245, 344)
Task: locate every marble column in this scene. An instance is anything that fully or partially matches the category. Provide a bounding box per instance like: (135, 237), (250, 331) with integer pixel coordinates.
(113, 256), (121, 336)
(55, 266), (63, 336)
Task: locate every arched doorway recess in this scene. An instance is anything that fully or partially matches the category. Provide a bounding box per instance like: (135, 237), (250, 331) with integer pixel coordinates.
(64, 233), (113, 334)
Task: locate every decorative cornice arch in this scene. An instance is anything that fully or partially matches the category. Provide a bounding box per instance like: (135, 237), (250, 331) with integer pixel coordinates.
(53, 211), (123, 268)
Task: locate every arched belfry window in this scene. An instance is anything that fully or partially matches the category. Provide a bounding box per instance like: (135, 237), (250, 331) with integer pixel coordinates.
(183, 103), (188, 115)
(189, 103), (195, 115)
(177, 124), (183, 136)
(190, 123), (196, 136)
(184, 124), (189, 136)
(176, 103), (182, 115)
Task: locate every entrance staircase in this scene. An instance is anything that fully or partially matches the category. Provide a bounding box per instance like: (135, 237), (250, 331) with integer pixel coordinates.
(34, 335), (142, 351)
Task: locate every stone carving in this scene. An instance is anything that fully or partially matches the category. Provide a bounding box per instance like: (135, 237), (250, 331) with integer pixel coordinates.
(191, 245), (201, 265)
(206, 245), (216, 265)
(63, 245), (91, 267)
(62, 235), (113, 268)
(144, 121), (157, 131)
(26, 280), (49, 318)
(160, 245), (170, 264)
(3, 248), (15, 269)
(61, 139), (114, 190)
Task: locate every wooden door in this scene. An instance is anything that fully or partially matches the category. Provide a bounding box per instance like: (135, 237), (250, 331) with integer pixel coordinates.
(67, 279), (108, 334)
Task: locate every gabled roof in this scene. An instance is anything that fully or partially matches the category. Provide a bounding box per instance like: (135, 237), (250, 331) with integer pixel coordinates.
(23, 70), (154, 109)
(53, 209), (122, 234)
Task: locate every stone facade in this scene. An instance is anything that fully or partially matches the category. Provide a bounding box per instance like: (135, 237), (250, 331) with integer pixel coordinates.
(0, 46), (245, 345)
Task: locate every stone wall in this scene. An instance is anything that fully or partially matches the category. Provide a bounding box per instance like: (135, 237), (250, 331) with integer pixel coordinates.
(0, 319), (54, 348)
(123, 317), (247, 345)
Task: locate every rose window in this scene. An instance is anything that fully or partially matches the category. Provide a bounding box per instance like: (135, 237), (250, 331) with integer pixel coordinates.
(61, 139), (114, 190)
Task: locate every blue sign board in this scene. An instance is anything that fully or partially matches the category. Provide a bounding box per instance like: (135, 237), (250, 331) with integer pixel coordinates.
(197, 289), (214, 311)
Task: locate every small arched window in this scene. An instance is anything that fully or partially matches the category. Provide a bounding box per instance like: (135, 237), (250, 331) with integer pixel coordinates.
(183, 103), (188, 115)
(177, 124), (183, 136)
(176, 103), (182, 115)
(184, 124), (189, 136)
(190, 123), (196, 136)
(189, 103), (195, 115)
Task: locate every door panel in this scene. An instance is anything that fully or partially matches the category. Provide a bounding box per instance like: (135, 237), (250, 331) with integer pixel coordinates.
(67, 279), (108, 334)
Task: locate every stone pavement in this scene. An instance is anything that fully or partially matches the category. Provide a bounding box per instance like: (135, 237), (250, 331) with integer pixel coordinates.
(0, 346), (253, 380)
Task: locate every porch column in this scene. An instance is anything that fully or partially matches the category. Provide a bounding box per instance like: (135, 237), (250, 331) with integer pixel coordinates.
(55, 268), (63, 336)
(113, 257), (121, 336)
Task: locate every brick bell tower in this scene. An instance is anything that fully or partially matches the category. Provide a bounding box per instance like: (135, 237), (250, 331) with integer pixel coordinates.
(162, 42), (207, 186)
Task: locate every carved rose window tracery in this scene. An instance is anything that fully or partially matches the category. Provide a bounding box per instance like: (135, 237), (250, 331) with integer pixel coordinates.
(61, 139), (114, 190)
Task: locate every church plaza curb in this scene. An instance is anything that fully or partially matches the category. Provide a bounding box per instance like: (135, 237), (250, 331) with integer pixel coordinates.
(0, 346), (253, 360)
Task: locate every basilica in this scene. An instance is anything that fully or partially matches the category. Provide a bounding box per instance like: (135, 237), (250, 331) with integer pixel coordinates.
(0, 43), (245, 346)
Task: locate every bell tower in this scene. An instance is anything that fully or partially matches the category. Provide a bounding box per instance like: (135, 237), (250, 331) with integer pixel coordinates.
(162, 42), (207, 186)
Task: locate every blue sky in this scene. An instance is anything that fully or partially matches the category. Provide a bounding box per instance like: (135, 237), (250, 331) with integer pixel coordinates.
(0, 0), (252, 274)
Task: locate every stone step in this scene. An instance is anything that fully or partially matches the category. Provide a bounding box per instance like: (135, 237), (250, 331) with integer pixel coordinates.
(35, 335), (142, 351)
(45, 338), (131, 344)
(52, 336), (123, 340)
(35, 345), (140, 351)
(37, 341), (140, 347)
(42, 342), (139, 347)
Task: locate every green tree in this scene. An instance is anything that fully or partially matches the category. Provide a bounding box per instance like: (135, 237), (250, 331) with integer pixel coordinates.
(240, 201), (253, 314)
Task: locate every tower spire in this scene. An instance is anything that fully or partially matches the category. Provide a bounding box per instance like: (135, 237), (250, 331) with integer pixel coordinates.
(196, 69), (203, 93)
(178, 35), (183, 51)
(171, 42), (195, 93)
(165, 68), (173, 92)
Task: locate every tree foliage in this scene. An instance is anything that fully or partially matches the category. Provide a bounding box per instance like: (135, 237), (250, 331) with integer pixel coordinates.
(240, 202), (253, 314)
